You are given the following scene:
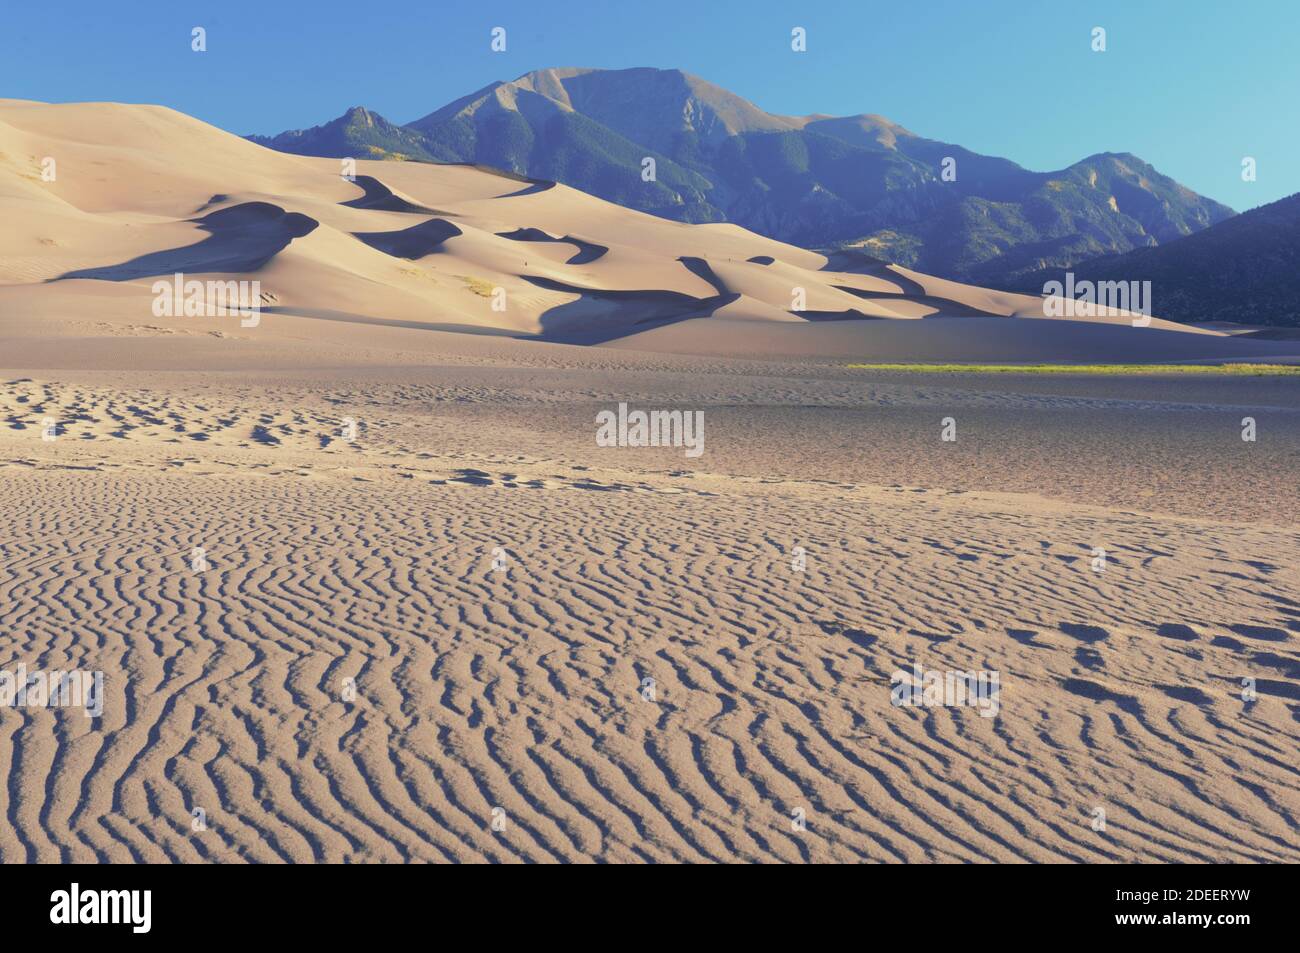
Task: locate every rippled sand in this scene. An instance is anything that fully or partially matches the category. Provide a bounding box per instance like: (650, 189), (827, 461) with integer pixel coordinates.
(1, 366), (1296, 863)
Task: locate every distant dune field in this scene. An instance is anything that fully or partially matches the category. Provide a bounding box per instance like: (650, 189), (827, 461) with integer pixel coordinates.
(4, 99), (1298, 364)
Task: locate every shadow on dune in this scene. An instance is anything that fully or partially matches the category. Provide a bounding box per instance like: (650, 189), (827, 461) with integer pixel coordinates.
(680, 255), (880, 322)
(497, 228), (608, 265)
(526, 273), (736, 345)
(798, 308), (882, 322)
(260, 306), (518, 337)
(599, 313), (1300, 361)
(820, 250), (927, 290)
(353, 218), (463, 258)
(530, 256), (994, 344)
(340, 175), (442, 214)
(434, 162), (556, 198)
(56, 202), (319, 281)
(677, 256), (728, 295)
(1240, 327), (1300, 341)
(499, 177), (556, 198)
(833, 283), (1004, 318)
(818, 253), (1005, 316)
(193, 193), (229, 213)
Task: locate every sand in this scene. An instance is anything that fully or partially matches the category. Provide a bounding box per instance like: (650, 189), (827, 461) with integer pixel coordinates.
(0, 362), (1296, 863)
(0, 100), (1297, 863)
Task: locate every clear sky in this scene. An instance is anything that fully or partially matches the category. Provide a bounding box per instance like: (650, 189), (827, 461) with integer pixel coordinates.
(4, 0), (1296, 211)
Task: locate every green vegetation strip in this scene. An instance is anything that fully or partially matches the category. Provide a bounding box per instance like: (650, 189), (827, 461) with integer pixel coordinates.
(846, 363), (1300, 376)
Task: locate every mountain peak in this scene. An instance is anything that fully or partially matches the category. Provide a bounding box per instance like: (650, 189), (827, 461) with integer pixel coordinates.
(410, 65), (797, 148)
(250, 104), (435, 161)
(250, 66), (1234, 289)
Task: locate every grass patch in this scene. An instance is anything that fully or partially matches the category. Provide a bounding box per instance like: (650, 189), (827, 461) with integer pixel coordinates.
(846, 363), (1300, 376)
(456, 275), (497, 297)
(364, 145), (414, 161)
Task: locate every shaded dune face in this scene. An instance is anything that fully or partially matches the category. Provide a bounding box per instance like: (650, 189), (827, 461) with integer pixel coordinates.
(338, 174), (439, 214)
(821, 252), (929, 293)
(525, 273), (735, 344)
(677, 255), (871, 323)
(354, 218), (464, 259)
(834, 283), (1004, 319)
(492, 175), (557, 198)
(677, 255), (727, 295)
(496, 228), (608, 265)
(686, 254), (989, 321)
(57, 202), (319, 280)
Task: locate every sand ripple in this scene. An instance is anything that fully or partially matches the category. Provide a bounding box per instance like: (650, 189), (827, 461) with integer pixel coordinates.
(0, 437), (1295, 861)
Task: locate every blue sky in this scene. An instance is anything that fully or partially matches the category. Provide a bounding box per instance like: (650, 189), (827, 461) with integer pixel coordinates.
(4, 0), (1296, 210)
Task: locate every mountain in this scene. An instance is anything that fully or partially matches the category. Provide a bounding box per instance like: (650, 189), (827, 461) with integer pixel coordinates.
(248, 67), (1235, 288)
(1016, 192), (1300, 328)
(248, 106), (439, 162)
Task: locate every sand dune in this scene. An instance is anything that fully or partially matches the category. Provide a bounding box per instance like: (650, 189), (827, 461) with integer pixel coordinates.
(5, 99), (1296, 363)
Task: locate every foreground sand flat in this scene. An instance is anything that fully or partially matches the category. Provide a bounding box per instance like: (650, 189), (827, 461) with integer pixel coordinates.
(0, 368), (1296, 863)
